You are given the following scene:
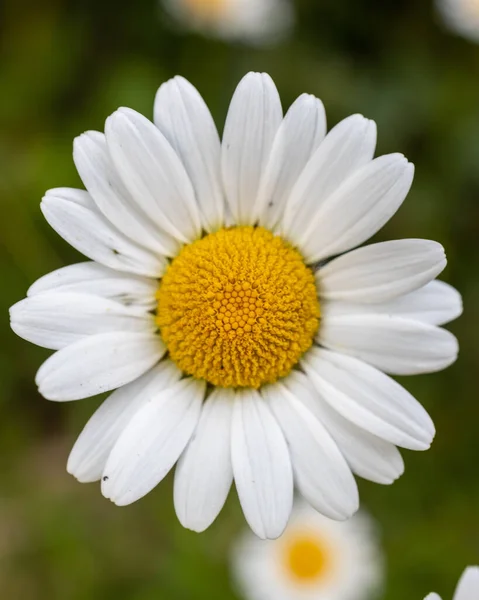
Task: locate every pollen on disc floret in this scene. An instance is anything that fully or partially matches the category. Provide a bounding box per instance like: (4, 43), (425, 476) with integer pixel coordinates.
(156, 227), (320, 389)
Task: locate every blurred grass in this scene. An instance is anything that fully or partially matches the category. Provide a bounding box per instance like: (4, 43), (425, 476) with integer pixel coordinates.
(1, 0), (479, 598)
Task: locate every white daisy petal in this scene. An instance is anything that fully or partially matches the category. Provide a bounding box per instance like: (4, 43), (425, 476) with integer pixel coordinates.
(154, 76), (224, 233)
(318, 239), (447, 303)
(284, 371), (404, 485)
(281, 113), (376, 245)
(174, 388), (234, 532)
(322, 280), (463, 327)
(10, 292), (154, 350)
(222, 72), (283, 226)
(36, 331), (165, 401)
(256, 93), (326, 229)
(302, 347), (435, 451)
(262, 382), (359, 520)
(387, 280), (463, 326)
(41, 188), (166, 277)
(27, 262), (157, 309)
(105, 107), (202, 243)
(67, 360), (181, 483)
(318, 313), (459, 375)
(453, 567), (479, 600)
(425, 595), (442, 600)
(102, 377), (205, 505)
(231, 389), (293, 540)
(73, 131), (179, 256)
(300, 153), (414, 264)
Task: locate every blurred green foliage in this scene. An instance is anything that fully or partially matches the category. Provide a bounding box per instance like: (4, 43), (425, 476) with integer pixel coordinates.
(1, 0), (478, 598)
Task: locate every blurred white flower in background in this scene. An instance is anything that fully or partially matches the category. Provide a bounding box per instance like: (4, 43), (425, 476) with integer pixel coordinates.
(162, 0), (294, 44)
(232, 501), (383, 600)
(425, 567), (479, 600)
(437, 0), (479, 42)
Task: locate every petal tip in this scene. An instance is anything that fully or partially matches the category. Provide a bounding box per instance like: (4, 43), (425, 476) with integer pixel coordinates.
(366, 118), (377, 133)
(182, 520), (209, 534)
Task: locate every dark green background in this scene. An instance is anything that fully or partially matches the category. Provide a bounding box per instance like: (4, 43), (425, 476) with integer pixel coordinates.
(0, 0), (478, 598)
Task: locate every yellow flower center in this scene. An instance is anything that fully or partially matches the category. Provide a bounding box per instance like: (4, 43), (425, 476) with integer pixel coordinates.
(156, 227), (320, 389)
(284, 534), (331, 582)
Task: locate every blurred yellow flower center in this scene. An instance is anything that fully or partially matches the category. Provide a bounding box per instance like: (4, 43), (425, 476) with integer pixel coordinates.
(156, 227), (320, 388)
(184, 0), (227, 18)
(284, 535), (330, 582)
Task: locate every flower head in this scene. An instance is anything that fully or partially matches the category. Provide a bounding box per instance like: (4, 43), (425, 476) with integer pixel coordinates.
(425, 566), (479, 600)
(232, 501), (383, 600)
(10, 72), (461, 539)
(162, 0), (294, 44)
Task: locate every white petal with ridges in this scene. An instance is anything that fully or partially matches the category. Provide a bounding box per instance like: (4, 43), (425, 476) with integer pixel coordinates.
(106, 107), (201, 242)
(74, 131), (179, 256)
(174, 388), (234, 532)
(67, 360), (181, 482)
(256, 93), (326, 229)
(231, 389), (293, 539)
(102, 378), (205, 505)
(318, 239), (447, 302)
(222, 72), (282, 225)
(154, 76), (224, 232)
(10, 292), (154, 350)
(302, 348), (435, 450)
(300, 154), (414, 263)
(282, 114), (376, 245)
(27, 262), (157, 309)
(41, 188), (166, 277)
(321, 280), (463, 327)
(318, 313), (459, 375)
(36, 331), (165, 401)
(284, 371), (404, 484)
(262, 382), (359, 520)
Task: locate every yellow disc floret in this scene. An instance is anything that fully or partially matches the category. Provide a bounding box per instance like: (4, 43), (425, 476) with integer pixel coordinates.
(156, 227), (320, 389)
(283, 534), (331, 582)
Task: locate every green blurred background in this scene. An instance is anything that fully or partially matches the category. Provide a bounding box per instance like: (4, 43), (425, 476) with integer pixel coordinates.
(1, 0), (478, 598)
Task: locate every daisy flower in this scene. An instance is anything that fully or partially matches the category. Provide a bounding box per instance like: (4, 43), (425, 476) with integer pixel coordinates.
(425, 566), (479, 600)
(437, 0), (479, 42)
(10, 72), (461, 539)
(232, 500), (383, 600)
(162, 0), (294, 44)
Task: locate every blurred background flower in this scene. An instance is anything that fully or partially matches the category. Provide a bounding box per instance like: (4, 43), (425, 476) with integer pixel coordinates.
(437, 0), (479, 43)
(162, 0), (294, 45)
(0, 0), (478, 599)
(232, 501), (383, 600)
